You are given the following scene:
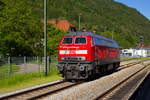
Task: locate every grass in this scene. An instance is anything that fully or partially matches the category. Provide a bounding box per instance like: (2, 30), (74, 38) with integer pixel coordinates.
(0, 64), (19, 79)
(121, 57), (150, 61)
(0, 60), (60, 94)
(140, 57), (150, 60)
(120, 57), (138, 61)
(0, 70), (62, 94)
(2, 57), (150, 94)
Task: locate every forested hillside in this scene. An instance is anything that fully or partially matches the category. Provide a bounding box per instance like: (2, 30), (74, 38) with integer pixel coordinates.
(0, 0), (150, 57)
(46, 0), (150, 47)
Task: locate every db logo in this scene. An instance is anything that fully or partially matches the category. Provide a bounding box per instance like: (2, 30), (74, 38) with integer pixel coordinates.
(69, 50), (75, 54)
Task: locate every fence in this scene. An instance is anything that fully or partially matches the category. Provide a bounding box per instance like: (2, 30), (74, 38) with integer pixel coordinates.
(0, 57), (58, 79)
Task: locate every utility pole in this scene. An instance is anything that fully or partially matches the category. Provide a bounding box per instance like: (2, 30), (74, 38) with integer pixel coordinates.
(79, 13), (81, 31)
(44, 0), (48, 76)
(112, 30), (114, 40)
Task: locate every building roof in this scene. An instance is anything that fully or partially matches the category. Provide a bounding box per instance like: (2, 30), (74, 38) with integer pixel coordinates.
(48, 20), (75, 31)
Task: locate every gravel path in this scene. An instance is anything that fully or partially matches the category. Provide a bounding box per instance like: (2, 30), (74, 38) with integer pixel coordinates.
(42, 61), (150, 100)
(15, 63), (44, 73)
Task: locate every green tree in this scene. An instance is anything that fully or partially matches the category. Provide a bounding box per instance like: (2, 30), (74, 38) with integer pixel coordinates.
(0, 0), (43, 56)
(47, 23), (66, 56)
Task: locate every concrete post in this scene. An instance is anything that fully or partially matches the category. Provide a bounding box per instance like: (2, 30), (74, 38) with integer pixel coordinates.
(8, 57), (10, 76)
(37, 56), (40, 72)
(47, 56), (49, 71)
(24, 56), (26, 73)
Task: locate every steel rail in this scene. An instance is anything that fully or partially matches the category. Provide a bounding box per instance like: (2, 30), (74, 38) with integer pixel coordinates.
(94, 63), (150, 100)
(30, 82), (84, 100)
(0, 80), (66, 100)
(119, 59), (150, 70)
(0, 80), (84, 100)
(1, 59), (149, 100)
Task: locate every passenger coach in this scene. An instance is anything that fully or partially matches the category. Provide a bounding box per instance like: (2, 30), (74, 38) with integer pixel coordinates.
(57, 32), (120, 80)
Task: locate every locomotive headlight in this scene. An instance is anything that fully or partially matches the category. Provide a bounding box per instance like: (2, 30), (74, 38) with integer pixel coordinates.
(81, 57), (86, 60)
(79, 66), (85, 71)
(61, 57), (65, 60)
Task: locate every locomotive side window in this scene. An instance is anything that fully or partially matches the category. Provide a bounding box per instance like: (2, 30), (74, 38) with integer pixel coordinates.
(62, 37), (73, 44)
(91, 37), (94, 46)
(75, 37), (86, 44)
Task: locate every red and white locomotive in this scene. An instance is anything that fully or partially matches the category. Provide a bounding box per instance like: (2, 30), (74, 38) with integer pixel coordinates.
(57, 32), (120, 80)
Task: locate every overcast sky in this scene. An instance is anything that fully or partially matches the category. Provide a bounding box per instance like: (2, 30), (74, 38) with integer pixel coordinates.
(115, 0), (150, 20)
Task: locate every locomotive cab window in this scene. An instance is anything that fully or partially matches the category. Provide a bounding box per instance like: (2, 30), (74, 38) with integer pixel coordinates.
(62, 37), (73, 44)
(75, 37), (86, 44)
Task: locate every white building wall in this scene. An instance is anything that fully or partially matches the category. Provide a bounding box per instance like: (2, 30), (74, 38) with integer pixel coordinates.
(120, 48), (150, 58)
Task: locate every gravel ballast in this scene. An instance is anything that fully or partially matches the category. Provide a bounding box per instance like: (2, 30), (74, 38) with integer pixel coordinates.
(42, 62), (150, 100)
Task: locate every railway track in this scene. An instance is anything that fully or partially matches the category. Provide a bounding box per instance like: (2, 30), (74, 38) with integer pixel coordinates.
(94, 62), (150, 100)
(119, 61), (141, 70)
(0, 59), (149, 100)
(40, 60), (150, 100)
(0, 80), (84, 100)
(119, 59), (150, 70)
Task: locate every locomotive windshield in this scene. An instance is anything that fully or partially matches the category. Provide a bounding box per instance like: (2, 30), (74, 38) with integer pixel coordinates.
(75, 37), (86, 44)
(62, 37), (73, 44)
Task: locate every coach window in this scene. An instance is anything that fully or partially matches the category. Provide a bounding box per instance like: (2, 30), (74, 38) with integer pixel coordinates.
(62, 37), (73, 44)
(75, 37), (86, 44)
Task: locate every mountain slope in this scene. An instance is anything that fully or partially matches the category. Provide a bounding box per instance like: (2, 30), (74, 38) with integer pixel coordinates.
(1, 0), (150, 56)
(44, 0), (150, 48)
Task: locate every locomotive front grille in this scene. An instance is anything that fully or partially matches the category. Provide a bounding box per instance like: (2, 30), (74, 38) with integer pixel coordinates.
(65, 71), (78, 79)
(66, 65), (77, 70)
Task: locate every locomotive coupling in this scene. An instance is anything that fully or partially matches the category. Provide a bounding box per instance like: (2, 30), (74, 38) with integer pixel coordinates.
(57, 65), (64, 71)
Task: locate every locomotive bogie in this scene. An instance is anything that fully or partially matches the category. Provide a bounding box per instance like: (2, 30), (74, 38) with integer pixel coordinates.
(57, 61), (93, 79)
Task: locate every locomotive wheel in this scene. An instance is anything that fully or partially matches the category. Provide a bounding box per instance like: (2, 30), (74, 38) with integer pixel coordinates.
(87, 70), (94, 81)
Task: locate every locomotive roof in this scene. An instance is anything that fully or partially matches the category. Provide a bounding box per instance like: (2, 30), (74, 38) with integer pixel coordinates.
(64, 32), (115, 42)
(64, 32), (119, 48)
